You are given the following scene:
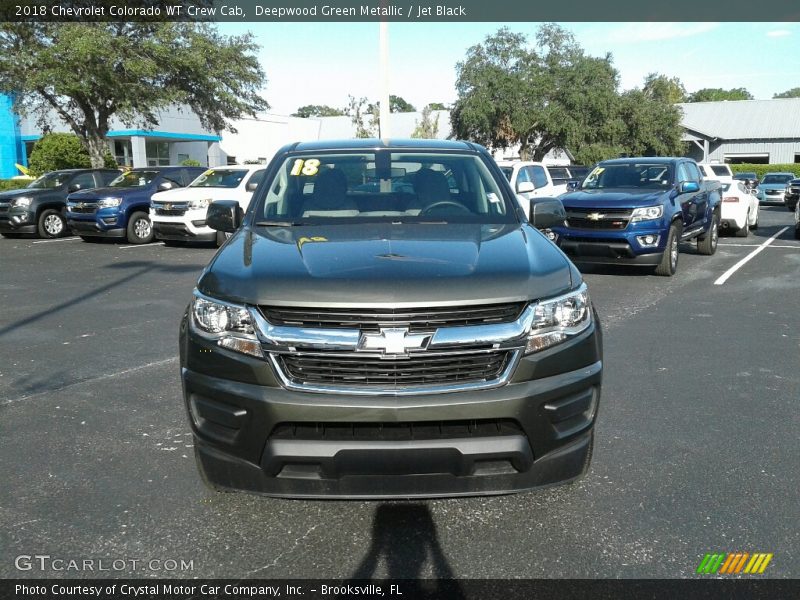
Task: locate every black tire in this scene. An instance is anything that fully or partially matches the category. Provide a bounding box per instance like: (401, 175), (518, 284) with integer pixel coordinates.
(163, 239), (186, 247)
(194, 445), (232, 493)
(37, 208), (67, 238)
(654, 221), (680, 277)
(734, 214), (749, 238)
(125, 211), (153, 244)
(697, 213), (719, 256)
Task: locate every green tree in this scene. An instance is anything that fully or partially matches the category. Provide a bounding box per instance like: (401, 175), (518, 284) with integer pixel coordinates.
(643, 73), (686, 104)
(687, 87), (753, 102)
(773, 87), (800, 99)
(346, 95), (376, 138)
(411, 105), (440, 139)
(28, 133), (116, 176)
(426, 102), (448, 111)
(180, 158), (202, 167)
(292, 104), (345, 118)
(451, 25), (620, 161)
(0, 23), (268, 168)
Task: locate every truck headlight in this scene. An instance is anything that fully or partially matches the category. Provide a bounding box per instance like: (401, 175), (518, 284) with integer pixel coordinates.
(10, 197), (32, 208)
(526, 283), (592, 354)
(188, 198), (212, 210)
(630, 205), (663, 222)
(191, 291), (262, 358)
(97, 197), (122, 208)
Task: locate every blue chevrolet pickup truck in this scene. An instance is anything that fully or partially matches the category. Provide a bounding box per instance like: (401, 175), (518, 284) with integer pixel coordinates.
(553, 157), (722, 276)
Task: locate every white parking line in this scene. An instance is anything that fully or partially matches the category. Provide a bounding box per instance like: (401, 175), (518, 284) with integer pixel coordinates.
(32, 236), (79, 244)
(718, 242), (798, 249)
(714, 227), (789, 286)
(119, 242), (165, 249)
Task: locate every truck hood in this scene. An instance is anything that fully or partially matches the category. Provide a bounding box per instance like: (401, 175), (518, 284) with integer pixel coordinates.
(68, 186), (150, 200)
(0, 188), (49, 200)
(198, 223), (575, 306)
(560, 188), (670, 208)
(151, 187), (246, 202)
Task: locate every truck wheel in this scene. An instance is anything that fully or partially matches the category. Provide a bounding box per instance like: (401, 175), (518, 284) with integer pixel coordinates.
(735, 214), (749, 238)
(654, 222), (680, 276)
(37, 209), (67, 238)
(194, 445), (232, 493)
(126, 211), (154, 244)
(697, 213), (719, 256)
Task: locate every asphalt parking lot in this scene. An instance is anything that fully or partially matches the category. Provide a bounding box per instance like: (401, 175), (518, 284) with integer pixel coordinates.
(1, 205), (798, 579)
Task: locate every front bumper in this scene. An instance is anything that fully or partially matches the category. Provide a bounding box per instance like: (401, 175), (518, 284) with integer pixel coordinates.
(0, 207), (36, 233)
(759, 191), (785, 204)
(151, 211), (216, 242)
(554, 226), (665, 266)
(180, 310), (603, 498)
(66, 211), (125, 238)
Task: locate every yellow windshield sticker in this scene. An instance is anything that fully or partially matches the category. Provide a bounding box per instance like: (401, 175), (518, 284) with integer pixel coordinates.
(290, 159), (320, 177)
(297, 235), (328, 250)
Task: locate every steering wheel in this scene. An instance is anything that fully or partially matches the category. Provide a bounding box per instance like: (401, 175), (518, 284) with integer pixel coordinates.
(419, 201), (472, 216)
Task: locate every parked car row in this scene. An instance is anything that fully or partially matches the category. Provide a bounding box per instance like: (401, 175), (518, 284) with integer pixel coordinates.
(0, 165), (265, 245)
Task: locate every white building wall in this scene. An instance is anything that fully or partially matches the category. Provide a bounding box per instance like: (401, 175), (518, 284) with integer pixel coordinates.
(708, 140), (800, 164)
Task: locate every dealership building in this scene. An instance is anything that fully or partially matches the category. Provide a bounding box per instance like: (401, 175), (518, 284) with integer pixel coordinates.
(2, 96), (800, 178)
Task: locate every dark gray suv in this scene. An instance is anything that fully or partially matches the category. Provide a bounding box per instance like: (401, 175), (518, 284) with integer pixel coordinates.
(179, 139), (602, 498)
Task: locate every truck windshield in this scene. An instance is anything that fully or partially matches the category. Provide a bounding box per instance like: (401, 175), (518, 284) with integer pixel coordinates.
(581, 164), (673, 190)
(108, 171), (159, 188)
(28, 172), (70, 189)
(190, 169), (248, 188)
(761, 174), (793, 185)
(256, 151), (515, 225)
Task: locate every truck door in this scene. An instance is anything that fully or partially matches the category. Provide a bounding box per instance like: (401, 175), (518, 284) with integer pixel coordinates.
(685, 161), (708, 230)
(677, 162), (705, 233)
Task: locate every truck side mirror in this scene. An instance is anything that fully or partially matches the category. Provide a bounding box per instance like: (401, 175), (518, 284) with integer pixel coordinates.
(68, 183), (81, 193)
(517, 181), (535, 194)
(530, 197), (566, 230)
(566, 180), (580, 191)
(207, 200), (243, 233)
(246, 181), (259, 192)
(678, 181), (700, 194)
(157, 181), (175, 192)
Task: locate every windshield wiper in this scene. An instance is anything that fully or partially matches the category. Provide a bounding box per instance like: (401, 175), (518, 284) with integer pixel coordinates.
(254, 220), (306, 227)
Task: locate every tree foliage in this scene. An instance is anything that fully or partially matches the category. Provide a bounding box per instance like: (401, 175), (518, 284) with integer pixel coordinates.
(411, 105), (440, 139)
(292, 104), (345, 118)
(426, 102), (448, 111)
(28, 133), (116, 176)
(0, 22), (268, 168)
(643, 73), (686, 104)
(346, 95), (376, 138)
(686, 87), (753, 102)
(773, 87), (800, 99)
(451, 25), (620, 161)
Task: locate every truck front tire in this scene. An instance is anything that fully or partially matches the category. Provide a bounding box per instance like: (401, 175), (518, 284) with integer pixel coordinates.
(654, 221), (680, 276)
(126, 211), (154, 244)
(38, 209), (67, 239)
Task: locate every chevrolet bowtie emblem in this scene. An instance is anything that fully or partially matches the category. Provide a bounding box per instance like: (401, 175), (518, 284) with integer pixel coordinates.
(586, 212), (605, 221)
(164, 203), (172, 210)
(358, 328), (430, 355)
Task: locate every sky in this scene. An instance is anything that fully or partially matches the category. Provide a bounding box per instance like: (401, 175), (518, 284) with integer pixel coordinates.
(218, 22), (800, 116)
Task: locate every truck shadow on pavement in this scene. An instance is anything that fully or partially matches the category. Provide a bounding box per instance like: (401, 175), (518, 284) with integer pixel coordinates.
(346, 504), (464, 596)
(0, 261), (202, 339)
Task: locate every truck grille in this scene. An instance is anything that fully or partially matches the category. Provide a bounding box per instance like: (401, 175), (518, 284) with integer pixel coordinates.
(277, 349), (512, 388)
(566, 207), (632, 230)
(261, 302), (525, 333)
(154, 203), (189, 216)
(69, 203), (98, 214)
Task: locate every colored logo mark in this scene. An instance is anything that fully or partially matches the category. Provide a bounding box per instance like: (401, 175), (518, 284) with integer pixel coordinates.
(697, 552), (773, 574)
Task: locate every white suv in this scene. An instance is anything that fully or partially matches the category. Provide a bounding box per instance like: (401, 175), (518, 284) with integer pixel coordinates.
(151, 165), (265, 246)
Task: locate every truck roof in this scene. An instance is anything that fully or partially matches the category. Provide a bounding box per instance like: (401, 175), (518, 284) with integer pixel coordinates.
(598, 157), (687, 166)
(283, 139), (483, 153)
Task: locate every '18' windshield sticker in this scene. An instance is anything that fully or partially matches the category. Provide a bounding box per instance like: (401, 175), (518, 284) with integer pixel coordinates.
(290, 159), (320, 177)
